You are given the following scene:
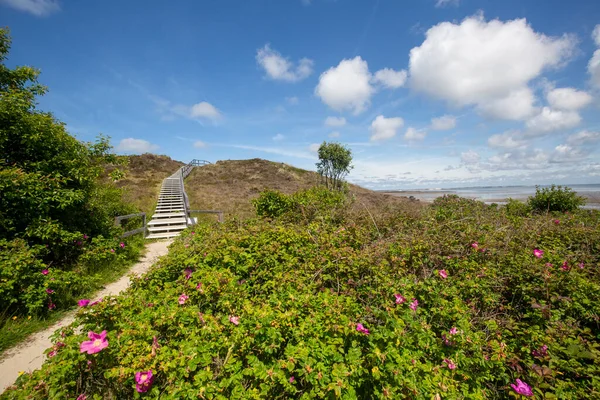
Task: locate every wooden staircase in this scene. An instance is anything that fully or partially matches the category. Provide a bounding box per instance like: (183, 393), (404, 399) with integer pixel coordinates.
(145, 159), (210, 239)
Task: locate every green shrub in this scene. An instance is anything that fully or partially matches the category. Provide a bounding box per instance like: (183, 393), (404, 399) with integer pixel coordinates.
(252, 189), (293, 218)
(505, 198), (531, 217)
(527, 185), (585, 213)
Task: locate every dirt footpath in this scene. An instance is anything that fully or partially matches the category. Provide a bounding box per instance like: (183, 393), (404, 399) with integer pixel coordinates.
(0, 240), (172, 393)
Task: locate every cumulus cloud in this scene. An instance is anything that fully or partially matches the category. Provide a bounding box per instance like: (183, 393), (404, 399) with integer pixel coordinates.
(193, 140), (207, 148)
(324, 116), (347, 127)
(409, 14), (576, 120)
(546, 87), (592, 110)
(488, 130), (527, 149)
(370, 115), (404, 141)
(372, 68), (408, 89)
(256, 44), (313, 82)
(0, 0), (59, 16)
(588, 25), (600, 87)
(486, 149), (550, 170)
(315, 57), (374, 114)
(461, 150), (480, 164)
(525, 107), (581, 135)
(566, 130), (600, 145)
(116, 138), (159, 154)
(189, 102), (222, 120)
(272, 133), (285, 141)
(551, 144), (588, 163)
(430, 115), (456, 130)
(404, 127), (427, 141)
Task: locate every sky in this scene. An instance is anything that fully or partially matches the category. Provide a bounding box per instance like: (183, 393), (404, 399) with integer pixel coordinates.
(2, 0), (600, 189)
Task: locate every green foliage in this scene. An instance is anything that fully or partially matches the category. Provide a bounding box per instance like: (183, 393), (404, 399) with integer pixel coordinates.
(252, 189), (292, 218)
(505, 198), (531, 217)
(315, 141), (353, 190)
(6, 194), (600, 399)
(528, 185), (586, 213)
(0, 28), (142, 323)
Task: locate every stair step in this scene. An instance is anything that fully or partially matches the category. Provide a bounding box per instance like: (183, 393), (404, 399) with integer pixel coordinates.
(146, 232), (182, 239)
(152, 212), (186, 219)
(148, 218), (187, 226)
(148, 224), (187, 233)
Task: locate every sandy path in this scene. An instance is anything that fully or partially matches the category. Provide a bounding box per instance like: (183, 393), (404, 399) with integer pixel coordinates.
(0, 240), (172, 393)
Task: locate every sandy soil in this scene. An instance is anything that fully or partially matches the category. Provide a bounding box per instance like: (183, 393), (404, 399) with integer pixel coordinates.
(0, 240), (172, 393)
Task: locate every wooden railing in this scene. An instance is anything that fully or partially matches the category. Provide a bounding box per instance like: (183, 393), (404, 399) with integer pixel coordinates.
(115, 213), (147, 238)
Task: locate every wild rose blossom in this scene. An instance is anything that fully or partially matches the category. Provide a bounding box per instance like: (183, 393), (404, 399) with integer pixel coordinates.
(561, 261), (570, 271)
(533, 249), (544, 258)
(178, 294), (189, 304)
(48, 350), (57, 358)
(46, 288), (55, 294)
(89, 298), (103, 306)
(409, 299), (419, 311)
(443, 358), (456, 370)
(78, 299), (90, 307)
(532, 345), (548, 357)
(48, 302), (56, 310)
(135, 370), (154, 393)
(184, 268), (193, 280)
(356, 323), (370, 335)
(441, 334), (453, 346)
(119, 242), (125, 249)
(80, 330), (109, 354)
(41, 269), (49, 275)
(110, 249), (115, 253)
(579, 262), (585, 269)
(394, 294), (406, 304)
(229, 316), (240, 325)
(289, 376), (295, 383)
(76, 394), (87, 400)
(553, 219), (560, 225)
(449, 327), (459, 335)
(196, 282), (203, 291)
(510, 379), (533, 397)
(471, 242), (479, 249)
(438, 270), (448, 279)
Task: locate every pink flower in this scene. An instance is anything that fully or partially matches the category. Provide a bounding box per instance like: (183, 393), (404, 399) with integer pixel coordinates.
(80, 330), (109, 354)
(438, 270), (448, 279)
(532, 345), (548, 357)
(409, 299), (419, 311)
(83, 234), (89, 239)
(178, 294), (189, 304)
(89, 298), (103, 306)
(48, 350), (57, 358)
(76, 395), (87, 400)
(561, 261), (570, 271)
(394, 294), (406, 304)
(289, 376), (295, 383)
(443, 358), (456, 370)
(46, 288), (55, 294)
(196, 282), (203, 290)
(441, 334), (453, 346)
(553, 219), (560, 225)
(510, 379), (533, 397)
(533, 249), (544, 258)
(184, 268), (193, 280)
(356, 323), (370, 335)
(229, 316), (240, 325)
(110, 249), (115, 253)
(41, 269), (49, 275)
(135, 370), (154, 393)
(78, 299), (91, 307)
(119, 242), (125, 249)
(471, 242), (479, 249)
(48, 302), (56, 310)
(578, 262), (585, 269)
(449, 327), (459, 335)
(545, 263), (553, 267)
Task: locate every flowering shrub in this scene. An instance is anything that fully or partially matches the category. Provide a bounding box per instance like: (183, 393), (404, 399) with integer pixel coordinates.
(4, 193), (600, 398)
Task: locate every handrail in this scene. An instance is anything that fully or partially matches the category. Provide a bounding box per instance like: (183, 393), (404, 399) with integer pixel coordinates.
(114, 212), (147, 238)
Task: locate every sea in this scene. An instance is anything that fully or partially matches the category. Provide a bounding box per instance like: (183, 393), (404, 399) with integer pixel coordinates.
(383, 184), (600, 209)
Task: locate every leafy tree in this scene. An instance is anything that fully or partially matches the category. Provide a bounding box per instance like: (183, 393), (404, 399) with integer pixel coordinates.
(527, 185), (585, 213)
(315, 141), (353, 190)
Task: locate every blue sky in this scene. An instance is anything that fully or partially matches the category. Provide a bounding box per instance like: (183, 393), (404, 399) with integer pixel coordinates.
(2, 0), (600, 189)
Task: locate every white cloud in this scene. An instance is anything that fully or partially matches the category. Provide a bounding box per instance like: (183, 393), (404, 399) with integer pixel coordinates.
(486, 149), (549, 170)
(525, 107), (581, 135)
(324, 116), (347, 127)
(0, 0), (59, 16)
(546, 87), (592, 110)
(116, 138), (159, 154)
(566, 130), (600, 145)
(272, 133), (285, 141)
(329, 131), (341, 138)
(593, 25), (600, 47)
(189, 102), (222, 120)
(256, 44), (313, 82)
(551, 144), (587, 163)
(588, 50), (600, 88)
(488, 130), (527, 149)
(435, 0), (459, 8)
(370, 115), (404, 141)
(404, 127), (427, 141)
(315, 57), (374, 114)
(373, 68), (408, 89)
(309, 143), (321, 153)
(193, 140), (207, 148)
(461, 150), (480, 164)
(430, 115), (456, 130)
(477, 87), (536, 120)
(409, 14), (576, 120)
(285, 96), (299, 105)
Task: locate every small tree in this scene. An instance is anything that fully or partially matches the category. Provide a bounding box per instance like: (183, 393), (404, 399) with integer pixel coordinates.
(316, 141), (353, 190)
